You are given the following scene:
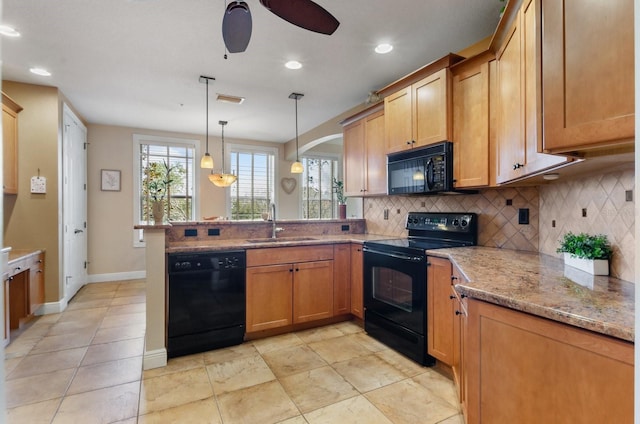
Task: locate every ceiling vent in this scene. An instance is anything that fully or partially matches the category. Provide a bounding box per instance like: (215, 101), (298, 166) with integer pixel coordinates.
(216, 94), (245, 105)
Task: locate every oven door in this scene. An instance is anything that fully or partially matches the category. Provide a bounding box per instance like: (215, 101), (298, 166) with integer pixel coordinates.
(363, 246), (426, 334)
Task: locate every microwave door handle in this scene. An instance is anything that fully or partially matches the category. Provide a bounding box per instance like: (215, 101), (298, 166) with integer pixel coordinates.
(426, 158), (435, 190)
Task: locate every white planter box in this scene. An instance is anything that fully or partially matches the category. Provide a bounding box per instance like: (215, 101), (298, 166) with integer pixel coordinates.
(563, 253), (609, 276)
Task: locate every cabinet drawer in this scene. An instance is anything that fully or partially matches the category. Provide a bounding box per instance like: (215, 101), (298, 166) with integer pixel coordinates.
(247, 245), (333, 267)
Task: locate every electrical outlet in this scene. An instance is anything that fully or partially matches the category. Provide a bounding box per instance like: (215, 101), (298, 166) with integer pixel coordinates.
(582, 208), (587, 217)
(552, 220), (556, 228)
(384, 209), (389, 220)
(518, 208), (529, 225)
(506, 199), (513, 206)
(625, 190), (633, 202)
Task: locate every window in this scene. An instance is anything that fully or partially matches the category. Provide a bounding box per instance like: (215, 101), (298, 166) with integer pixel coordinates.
(301, 156), (340, 219)
(227, 144), (276, 220)
(133, 134), (199, 245)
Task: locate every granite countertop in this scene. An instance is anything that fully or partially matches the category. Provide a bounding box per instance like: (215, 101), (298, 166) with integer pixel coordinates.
(428, 246), (634, 342)
(165, 234), (392, 253)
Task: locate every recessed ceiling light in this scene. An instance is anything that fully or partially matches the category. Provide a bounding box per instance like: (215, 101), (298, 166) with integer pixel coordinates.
(0, 25), (20, 37)
(29, 67), (51, 77)
(285, 60), (302, 70)
(375, 43), (393, 54)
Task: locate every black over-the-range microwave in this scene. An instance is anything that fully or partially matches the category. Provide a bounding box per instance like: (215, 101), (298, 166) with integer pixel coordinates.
(387, 141), (454, 195)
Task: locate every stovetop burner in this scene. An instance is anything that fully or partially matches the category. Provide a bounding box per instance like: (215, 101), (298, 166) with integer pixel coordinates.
(364, 212), (478, 254)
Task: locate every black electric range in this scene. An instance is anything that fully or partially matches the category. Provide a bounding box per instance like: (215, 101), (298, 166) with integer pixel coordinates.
(362, 212), (477, 365)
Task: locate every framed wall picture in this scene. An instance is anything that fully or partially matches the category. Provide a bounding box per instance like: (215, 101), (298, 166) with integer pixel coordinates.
(101, 169), (121, 191)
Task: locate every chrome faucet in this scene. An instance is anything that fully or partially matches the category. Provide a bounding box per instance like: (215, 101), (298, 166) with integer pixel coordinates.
(270, 202), (284, 239)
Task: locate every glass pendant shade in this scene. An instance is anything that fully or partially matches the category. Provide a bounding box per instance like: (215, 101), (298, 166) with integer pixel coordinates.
(291, 161), (304, 173)
(209, 172), (237, 187)
(200, 153), (214, 169)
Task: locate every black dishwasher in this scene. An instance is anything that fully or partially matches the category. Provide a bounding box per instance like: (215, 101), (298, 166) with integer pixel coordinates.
(167, 250), (246, 358)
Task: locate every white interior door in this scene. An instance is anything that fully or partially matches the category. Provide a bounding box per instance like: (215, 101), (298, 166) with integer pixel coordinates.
(62, 104), (87, 303)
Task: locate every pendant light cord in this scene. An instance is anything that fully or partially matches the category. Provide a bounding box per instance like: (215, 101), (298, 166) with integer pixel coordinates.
(295, 97), (299, 161)
(206, 79), (210, 156)
(221, 122), (225, 170)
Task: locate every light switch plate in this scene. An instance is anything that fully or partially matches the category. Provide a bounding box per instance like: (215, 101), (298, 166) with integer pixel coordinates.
(30, 176), (46, 194)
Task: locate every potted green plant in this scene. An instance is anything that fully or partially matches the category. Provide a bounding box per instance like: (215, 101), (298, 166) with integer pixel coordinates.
(143, 161), (175, 224)
(557, 232), (612, 275)
(333, 178), (347, 219)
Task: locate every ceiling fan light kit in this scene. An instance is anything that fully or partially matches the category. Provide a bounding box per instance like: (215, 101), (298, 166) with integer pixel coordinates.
(222, 0), (339, 54)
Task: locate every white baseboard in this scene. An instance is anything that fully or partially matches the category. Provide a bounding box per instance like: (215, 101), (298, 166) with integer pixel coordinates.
(87, 271), (146, 283)
(143, 348), (167, 370)
(40, 298), (68, 315)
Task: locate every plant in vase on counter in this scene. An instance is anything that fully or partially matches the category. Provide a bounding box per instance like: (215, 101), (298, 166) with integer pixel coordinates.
(333, 178), (347, 219)
(557, 232), (612, 275)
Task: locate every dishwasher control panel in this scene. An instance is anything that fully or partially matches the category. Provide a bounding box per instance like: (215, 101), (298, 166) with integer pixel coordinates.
(168, 250), (246, 273)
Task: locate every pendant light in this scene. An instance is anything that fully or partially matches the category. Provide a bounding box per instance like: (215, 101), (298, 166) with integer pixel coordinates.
(200, 76), (214, 169)
(209, 120), (237, 187)
(289, 92), (304, 174)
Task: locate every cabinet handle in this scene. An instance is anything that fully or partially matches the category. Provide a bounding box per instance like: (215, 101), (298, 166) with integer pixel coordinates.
(513, 163), (524, 170)
(455, 310), (463, 316)
(426, 262), (431, 266)
(449, 295), (456, 300)
(36, 270), (42, 274)
(451, 276), (458, 281)
(8, 276), (13, 281)
(406, 140), (412, 145)
(289, 268), (293, 273)
(295, 268), (299, 272)
(37, 260), (43, 264)
(357, 248), (362, 252)
(460, 293), (466, 299)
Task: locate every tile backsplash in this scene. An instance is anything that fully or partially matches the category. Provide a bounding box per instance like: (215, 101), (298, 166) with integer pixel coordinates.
(539, 169), (634, 282)
(364, 169), (635, 282)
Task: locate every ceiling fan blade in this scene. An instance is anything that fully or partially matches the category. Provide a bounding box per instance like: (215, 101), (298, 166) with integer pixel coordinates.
(222, 1), (252, 53)
(259, 0), (339, 35)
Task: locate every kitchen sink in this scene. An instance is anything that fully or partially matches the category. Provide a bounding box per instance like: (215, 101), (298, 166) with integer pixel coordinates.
(246, 237), (317, 243)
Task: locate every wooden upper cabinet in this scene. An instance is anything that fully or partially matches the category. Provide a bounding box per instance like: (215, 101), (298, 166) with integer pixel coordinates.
(452, 56), (491, 188)
(342, 105), (386, 197)
(385, 68), (452, 154)
(2, 93), (22, 195)
(541, 0), (634, 153)
(494, 0), (568, 184)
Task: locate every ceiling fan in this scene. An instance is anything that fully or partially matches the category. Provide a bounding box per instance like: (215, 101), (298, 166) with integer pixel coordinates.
(222, 0), (340, 53)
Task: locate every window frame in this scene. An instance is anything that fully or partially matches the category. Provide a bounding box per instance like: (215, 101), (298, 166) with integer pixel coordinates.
(225, 143), (278, 220)
(299, 152), (342, 220)
(132, 134), (200, 247)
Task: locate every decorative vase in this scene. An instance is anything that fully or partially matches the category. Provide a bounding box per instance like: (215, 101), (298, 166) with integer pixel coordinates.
(563, 253), (609, 276)
(152, 201), (164, 224)
(339, 204), (347, 220)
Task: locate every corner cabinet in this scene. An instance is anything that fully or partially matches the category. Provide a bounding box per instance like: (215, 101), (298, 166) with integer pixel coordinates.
(2, 93), (22, 194)
(465, 298), (633, 423)
(245, 245), (334, 333)
(451, 54), (492, 188)
(541, 0), (634, 153)
(385, 68), (452, 154)
(332, 244), (351, 316)
(342, 104), (386, 197)
(494, 0), (569, 184)
(426, 256), (455, 365)
(350, 244), (363, 319)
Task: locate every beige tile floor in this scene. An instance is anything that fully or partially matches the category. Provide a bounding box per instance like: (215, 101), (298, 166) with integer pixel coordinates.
(4, 280), (463, 424)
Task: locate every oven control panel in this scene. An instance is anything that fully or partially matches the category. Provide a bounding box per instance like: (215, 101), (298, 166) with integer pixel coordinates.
(406, 212), (476, 233)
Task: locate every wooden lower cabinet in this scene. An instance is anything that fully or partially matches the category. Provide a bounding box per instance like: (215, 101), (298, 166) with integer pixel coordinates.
(293, 260), (334, 323)
(349, 244), (363, 319)
(426, 256), (454, 364)
(29, 253), (45, 314)
(465, 298), (633, 424)
(246, 264), (293, 333)
(245, 245), (337, 333)
(3, 277), (10, 346)
(332, 244), (351, 316)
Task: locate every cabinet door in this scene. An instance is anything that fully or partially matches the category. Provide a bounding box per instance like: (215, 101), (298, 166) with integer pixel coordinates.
(426, 256), (454, 365)
(350, 244), (363, 319)
(3, 278), (9, 346)
(451, 268), (468, 415)
(412, 68), (451, 148)
(29, 254), (45, 315)
(343, 119), (366, 197)
(332, 244), (351, 316)
(293, 260), (334, 324)
(2, 104), (18, 194)
(363, 110), (387, 196)
(384, 86), (413, 154)
(542, 0), (634, 153)
(452, 61), (490, 188)
(495, 15), (525, 183)
(246, 264), (293, 332)
(465, 299), (633, 424)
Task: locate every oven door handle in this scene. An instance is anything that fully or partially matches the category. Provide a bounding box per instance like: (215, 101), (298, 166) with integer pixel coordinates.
(362, 246), (424, 263)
